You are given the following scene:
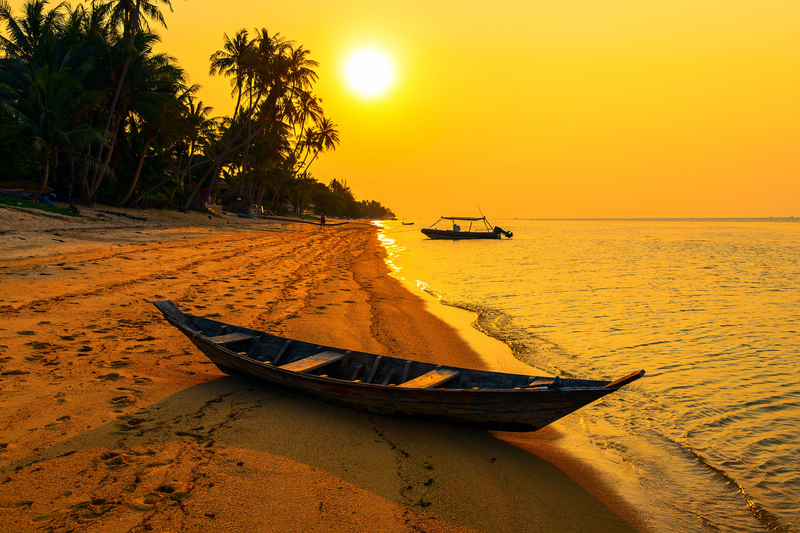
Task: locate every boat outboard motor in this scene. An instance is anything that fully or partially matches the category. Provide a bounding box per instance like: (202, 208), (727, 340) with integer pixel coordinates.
(493, 226), (514, 238)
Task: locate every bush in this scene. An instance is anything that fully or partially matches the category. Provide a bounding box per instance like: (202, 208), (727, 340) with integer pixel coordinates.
(0, 108), (41, 181)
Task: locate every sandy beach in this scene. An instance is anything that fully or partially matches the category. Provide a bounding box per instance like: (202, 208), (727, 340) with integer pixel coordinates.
(0, 204), (641, 532)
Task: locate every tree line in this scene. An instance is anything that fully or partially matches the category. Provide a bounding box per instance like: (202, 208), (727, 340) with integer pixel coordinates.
(0, 0), (395, 219)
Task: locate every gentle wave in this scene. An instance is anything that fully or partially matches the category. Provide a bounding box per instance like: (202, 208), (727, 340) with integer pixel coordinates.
(378, 219), (800, 532)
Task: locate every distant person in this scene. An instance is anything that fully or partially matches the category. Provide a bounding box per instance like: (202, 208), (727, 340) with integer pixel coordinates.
(320, 213), (326, 227)
(453, 223), (460, 232)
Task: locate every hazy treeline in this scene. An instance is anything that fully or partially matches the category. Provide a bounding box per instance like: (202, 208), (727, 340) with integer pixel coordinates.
(0, 0), (395, 219)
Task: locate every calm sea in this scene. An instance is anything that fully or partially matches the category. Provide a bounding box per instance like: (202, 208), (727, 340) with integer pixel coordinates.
(376, 219), (799, 533)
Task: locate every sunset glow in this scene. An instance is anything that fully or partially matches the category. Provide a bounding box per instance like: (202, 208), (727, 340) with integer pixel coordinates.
(7, 0), (798, 218)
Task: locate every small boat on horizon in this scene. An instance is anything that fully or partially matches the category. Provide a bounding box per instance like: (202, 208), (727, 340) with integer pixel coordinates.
(402, 221), (414, 225)
(154, 301), (644, 432)
(421, 216), (513, 240)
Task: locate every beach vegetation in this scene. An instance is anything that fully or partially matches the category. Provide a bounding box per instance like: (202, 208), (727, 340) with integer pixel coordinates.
(0, 193), (78, 215)
(0, 0), (395, 218)
(0, 107), (39, 180)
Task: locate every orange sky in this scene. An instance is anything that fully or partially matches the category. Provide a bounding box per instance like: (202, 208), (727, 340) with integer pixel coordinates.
(21, 0), (800, 218)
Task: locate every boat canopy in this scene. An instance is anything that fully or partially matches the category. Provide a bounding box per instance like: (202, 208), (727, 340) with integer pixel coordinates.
(440, 216), (486, 221)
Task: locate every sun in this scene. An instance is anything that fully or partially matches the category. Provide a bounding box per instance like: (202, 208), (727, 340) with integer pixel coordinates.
(343, 46), (396, 100)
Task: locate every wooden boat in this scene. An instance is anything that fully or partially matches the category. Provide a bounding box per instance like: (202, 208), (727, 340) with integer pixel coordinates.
(402, 221), (414, 225)
(421, 216), (513, 240)
(154, 301), (644, 431)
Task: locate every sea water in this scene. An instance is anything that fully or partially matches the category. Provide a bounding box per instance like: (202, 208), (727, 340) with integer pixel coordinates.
(375, 219), (800, 532)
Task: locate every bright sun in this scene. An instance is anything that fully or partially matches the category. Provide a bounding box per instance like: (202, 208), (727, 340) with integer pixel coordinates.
(343, 46), (396, 100)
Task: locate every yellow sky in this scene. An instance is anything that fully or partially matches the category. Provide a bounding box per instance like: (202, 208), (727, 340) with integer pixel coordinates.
(24, 0), (800, 217)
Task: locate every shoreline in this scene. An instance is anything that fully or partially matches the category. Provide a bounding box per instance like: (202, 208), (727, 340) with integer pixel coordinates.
(0, 204), (640, 532)
(390, 271), (648, 532)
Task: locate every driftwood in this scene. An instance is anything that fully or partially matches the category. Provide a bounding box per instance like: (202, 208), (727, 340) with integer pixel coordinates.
(99, 210), (148, 221)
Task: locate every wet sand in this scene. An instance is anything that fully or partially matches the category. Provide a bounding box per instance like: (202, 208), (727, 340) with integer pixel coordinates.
(0, 205), (639, 532)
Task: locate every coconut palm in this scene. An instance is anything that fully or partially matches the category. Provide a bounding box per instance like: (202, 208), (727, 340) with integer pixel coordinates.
(298, 116), (339, 174)
(115, 55), (187, 206)
(208, 28), (251, 123)
(89, 0), (173, 197)
(0, 0), (65, 67)
(2, 63), (106, 197)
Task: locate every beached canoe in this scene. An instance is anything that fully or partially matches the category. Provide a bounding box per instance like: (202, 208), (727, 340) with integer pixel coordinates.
(154, 301), (644, 431)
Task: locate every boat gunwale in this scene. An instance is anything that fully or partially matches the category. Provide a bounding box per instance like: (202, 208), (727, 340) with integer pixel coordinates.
(165, 311), (635, 395)
(154, 301), (645, 431)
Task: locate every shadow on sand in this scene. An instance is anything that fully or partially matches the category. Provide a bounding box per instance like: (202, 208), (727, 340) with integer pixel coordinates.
(2, 377), (634, 532)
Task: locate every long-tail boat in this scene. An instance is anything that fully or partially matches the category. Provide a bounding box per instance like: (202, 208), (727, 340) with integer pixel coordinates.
(421, 216), (513, 239)
(154, 301), (644, 431)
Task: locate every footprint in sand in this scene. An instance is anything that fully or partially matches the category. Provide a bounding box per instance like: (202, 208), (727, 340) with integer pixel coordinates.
(96, 360), (129, 369)
(43, 415), (70, 429)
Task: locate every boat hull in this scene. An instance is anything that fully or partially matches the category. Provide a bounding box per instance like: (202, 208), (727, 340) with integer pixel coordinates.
(421, 228), (501, 240)
(154, 301), (643, 431)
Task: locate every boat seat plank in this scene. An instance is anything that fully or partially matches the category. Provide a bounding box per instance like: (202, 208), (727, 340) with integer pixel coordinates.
(248, 335), (263, 357)
(280, 351), (345, 373)
(273, 340), (293, 365)
(398, 369), (461, 389)
(209, 332), (254, 344)
(367, 356), (383, 383)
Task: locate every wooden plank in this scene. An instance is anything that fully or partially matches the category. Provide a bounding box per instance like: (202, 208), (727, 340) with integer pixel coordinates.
(248, 335), (262, 357)
(397, 368), (461, 389)
(336, 351), (353, 374)
(209, 332), (254, 344)
(526, 380), (554, 388)
(350, 364), (364, 381)
(279, 351), (345, 373)
(272, 340), (293, 365)
(401, 361), (412, 383)
(605, 369), (645, 388)
(366, 356), (383, 383)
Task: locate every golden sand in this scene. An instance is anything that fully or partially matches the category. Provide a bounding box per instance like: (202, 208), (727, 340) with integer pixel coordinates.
(0, 205), (639, 532)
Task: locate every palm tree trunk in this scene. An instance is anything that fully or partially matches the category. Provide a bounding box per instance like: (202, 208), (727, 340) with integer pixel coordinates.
(89, 115), (122, 200)
(117, 132), (155, 207)
(97, 0), (142, 140)
(255, 185), (267, 205)
(130, 174), (174, 207)
(78, 148), (91, 203)
(35, 153), (51, 199)
(182, 160), (221, 211)
(204, 169), (218, 204)
(165, 183), (178, 208)
(300, 149), (320, 175)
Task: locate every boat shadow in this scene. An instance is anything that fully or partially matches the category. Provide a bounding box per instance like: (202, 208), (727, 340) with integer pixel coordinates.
(3, 376), (634, 532)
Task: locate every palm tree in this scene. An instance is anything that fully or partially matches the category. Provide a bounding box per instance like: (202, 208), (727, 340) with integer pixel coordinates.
(208, 28), (251, 123)
(89, 0), (173, 199)
(115, 54), (187, 206)
(290, 171), (316, 214)
(299, 116), (339, 174)
(2, 63), (106, 197)
(87, 28), (168, 199)
(0, 0), (65, 68)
